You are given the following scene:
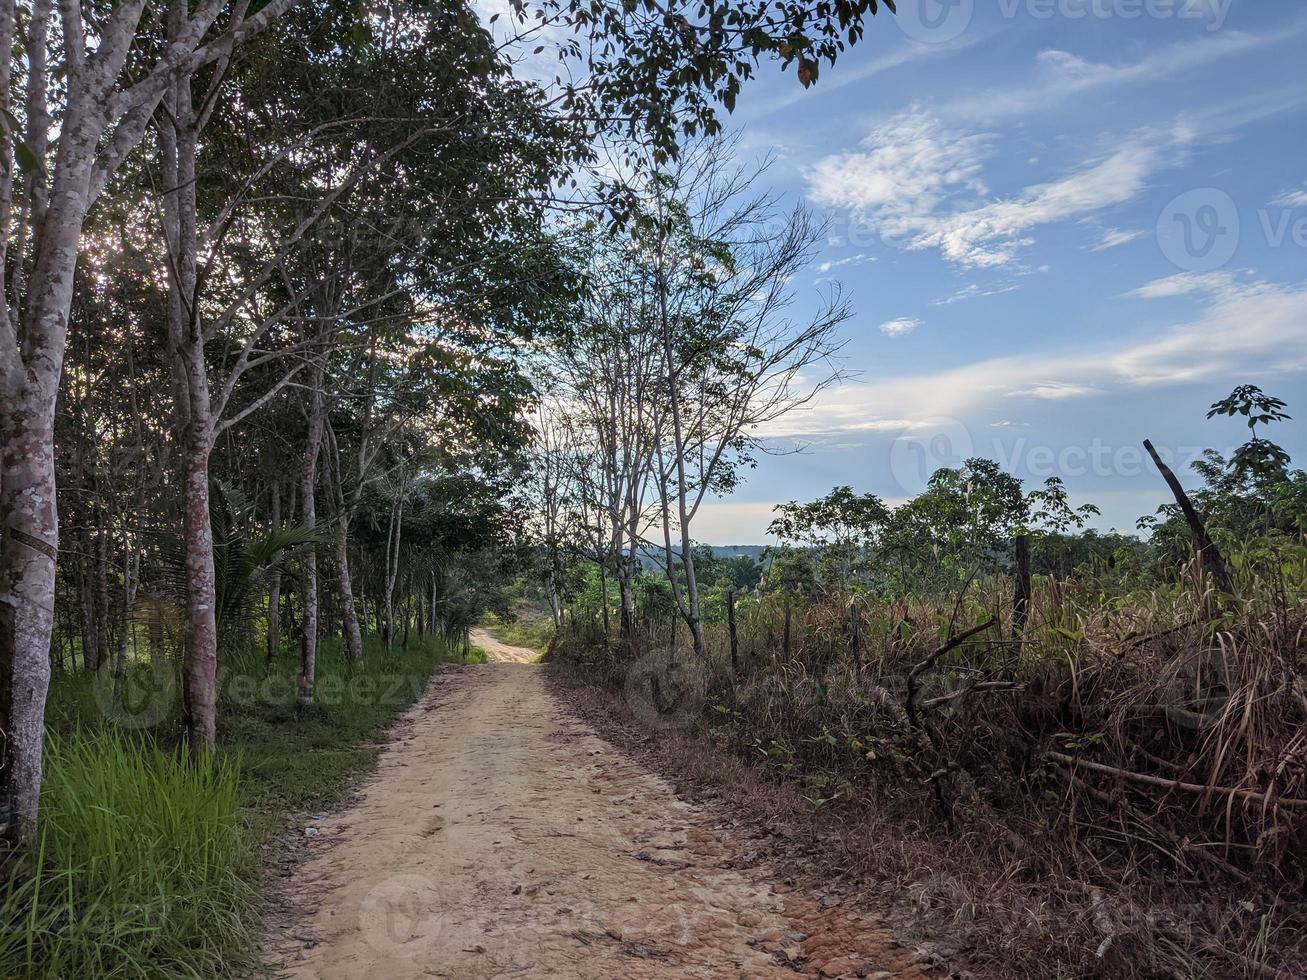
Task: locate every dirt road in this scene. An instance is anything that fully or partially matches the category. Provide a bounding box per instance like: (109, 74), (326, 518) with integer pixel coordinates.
(470, 627), (538, 663)
(274, 662), (934, 979)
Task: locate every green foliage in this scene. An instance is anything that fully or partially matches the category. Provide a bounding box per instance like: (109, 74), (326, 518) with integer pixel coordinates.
(1206, 384), (1292, 480)
(541, 0), (898, 167)
(769, 485), (889, 549)
(220, 635), (454, 811)
(483, 613), (556, 655)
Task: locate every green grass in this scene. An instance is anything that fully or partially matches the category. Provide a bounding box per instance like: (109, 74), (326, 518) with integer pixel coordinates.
(1, 631), (461, 978)
(0, 735), (254, 979)
(481, 612), (555, 656)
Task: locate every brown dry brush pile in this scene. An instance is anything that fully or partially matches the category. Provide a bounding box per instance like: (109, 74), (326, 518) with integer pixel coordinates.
(557, 562), (1307, 978)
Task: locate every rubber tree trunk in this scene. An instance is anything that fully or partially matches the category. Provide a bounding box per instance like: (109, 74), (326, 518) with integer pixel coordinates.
(159, 94), (221, 751)
(298, 368), (325, 705)
(266, 479), (282, 663)
(0, 387), (61, 843)
(78, 541), (99, 672)
(180, 426), (219, 747)
(0, 76), (119, 838)
(336, 519), (363, 661)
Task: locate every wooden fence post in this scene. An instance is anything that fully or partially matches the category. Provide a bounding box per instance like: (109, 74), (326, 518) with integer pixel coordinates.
(1013, 534), (1031, 636)
(850, 601), (861, 667)
(727, 590), (739, 676)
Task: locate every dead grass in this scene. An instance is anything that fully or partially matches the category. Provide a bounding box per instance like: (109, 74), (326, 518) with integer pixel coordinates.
(550, 556), (1307, 978)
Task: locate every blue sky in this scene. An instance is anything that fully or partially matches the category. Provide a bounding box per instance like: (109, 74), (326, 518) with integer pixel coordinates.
(686, 0), (1307, 542)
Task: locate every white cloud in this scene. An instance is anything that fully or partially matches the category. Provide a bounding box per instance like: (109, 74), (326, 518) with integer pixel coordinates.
(1273, 187), (1307, 208)
(1091, 227), (1146, 251)
(1126, 271), (1235, 300)
(942, 25), (1303, 124)
(755, 275), (1307, 437)
(807, 109), (1171, 268)
(879, 317), (921, 337)
(816, 253), (877, 274)
(1111, 274), (1307, 384)
(932, 281), (1021, 305)
(804, 108), (991, 215)
(755, 35), (979, 116)
(1008, 382), (1099, 400)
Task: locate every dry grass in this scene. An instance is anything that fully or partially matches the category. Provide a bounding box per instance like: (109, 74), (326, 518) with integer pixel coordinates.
(552, 555), (1307, 978)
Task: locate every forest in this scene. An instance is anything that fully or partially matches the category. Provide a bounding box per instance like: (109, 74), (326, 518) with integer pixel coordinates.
(1, 1), (1304, 978)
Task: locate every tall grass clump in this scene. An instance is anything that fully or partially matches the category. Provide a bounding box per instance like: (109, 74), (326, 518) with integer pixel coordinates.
(0, 733), (255, 979)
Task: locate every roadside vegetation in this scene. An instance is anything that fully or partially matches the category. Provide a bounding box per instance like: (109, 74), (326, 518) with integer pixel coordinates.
(1, 634), (456, 979)
(537, 376), (1307, 976)
(481, 611), (557, 657)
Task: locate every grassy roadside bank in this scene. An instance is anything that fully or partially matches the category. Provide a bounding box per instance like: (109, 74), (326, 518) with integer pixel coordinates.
(0, 635), (457, 979)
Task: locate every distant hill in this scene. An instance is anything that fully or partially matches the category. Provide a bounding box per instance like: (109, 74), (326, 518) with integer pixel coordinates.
(707, 544), (768, 561)
(636, 544), (769, 571)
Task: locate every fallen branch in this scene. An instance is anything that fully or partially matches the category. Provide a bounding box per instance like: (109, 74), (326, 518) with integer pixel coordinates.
(1045, 751), (1307, 810)
(905, 618), (997, 731)
(923, 681), (1024, 708)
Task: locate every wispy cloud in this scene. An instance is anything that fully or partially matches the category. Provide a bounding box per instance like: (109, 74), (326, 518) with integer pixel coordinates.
(1091, 227), (1146, 251)
(932, 281), (1021, 305)
(940, 23), (1305, 123)
(758, 274), (1307, 437)
(807, 109), (1175, 268)
(754, 35), (980, 116)
(816, 252), (878, 274)
(1272, 187), (1307, 208)
(1008, 382), (1099, 400)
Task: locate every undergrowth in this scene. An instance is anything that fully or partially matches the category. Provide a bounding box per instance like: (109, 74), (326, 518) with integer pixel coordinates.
(482, 611), (554, 655)
(556, 552), (1307, 978)
(1, 633), (456, 979)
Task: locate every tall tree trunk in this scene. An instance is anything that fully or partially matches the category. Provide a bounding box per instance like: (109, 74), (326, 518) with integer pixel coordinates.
(1012, 534), (1031, 636)
(336, 518), (362, 661)
(1143, 439), (1235, 596)
(180, 425), (219, 747)
(160, 88), (222, 750)
(0, 387), (60, 842)
(0, 96), (103, 840)
(94, 525), (111, 672)
(298, 364), (325, 704)
(266, 478), (282, 663)
(78, 537), (99, 672)
(659, 284), (705, 658)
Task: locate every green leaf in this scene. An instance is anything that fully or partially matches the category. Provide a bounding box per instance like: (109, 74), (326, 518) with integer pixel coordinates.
(15, 140), (42, 174)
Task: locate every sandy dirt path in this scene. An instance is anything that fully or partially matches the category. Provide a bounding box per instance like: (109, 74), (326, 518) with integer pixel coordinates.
(273, 664), (935, 979)
(469, 627), (537, 663)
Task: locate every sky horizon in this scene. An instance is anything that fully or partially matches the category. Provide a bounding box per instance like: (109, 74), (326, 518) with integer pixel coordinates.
(677, 0), (1306, 544)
